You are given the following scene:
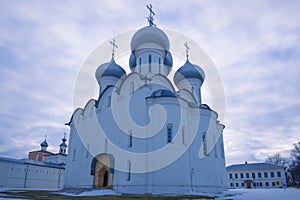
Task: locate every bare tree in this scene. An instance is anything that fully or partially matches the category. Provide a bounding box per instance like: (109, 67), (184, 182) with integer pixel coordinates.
(265, 153), (288, 167)
(290, 141), (300, 187)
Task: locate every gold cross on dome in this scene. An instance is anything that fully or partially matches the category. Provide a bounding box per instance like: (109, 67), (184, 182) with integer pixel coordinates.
(146, 4), (155, 26)
(109, 39), (118, 59)
(184, 41), (190, 60)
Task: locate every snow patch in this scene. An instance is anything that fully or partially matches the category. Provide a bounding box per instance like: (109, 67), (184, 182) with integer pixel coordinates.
(57, 189), (121, 196)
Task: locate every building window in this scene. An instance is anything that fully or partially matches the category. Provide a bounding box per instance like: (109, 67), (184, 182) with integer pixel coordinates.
(182, 127), (186, 145)
(240, 173), (244, 179)
(127, 160), (131, 181)
(236, 183), (239, 187)
(246, 173), (249, 178)
(266, 182), (269, 187)
(235, 173), (238, 179)
(72, 149), (76, 161)
(229, 173), (233, 179)
(264, 172), (268, 178)
(128, 131), (133, 148)
(277, 171), (281, 177)
(107, 96), (111, 107)
(158, 58), (161, 73)
(203, 132), (208, 156)
(272, 181), (275, 186)
(259, 182), (263, 187)
(241, 183), (244, 187)
(148, 54), (152, 72)
(167, 123), (173, 143)
(230, 183), (233, 187)
(258, 172), (262, 178)
(271, 172), (274, 178)
(252, 173), (255, 178)
(139, 57), (142, 66)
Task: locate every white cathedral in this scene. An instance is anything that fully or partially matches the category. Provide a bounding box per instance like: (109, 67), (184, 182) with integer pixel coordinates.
(64, 7), (227, 194)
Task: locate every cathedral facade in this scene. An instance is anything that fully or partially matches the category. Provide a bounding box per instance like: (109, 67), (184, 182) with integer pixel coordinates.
(64, 11), (227, 194)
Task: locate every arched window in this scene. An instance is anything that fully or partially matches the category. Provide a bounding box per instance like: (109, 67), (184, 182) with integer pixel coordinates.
(167, 123), (173, 143)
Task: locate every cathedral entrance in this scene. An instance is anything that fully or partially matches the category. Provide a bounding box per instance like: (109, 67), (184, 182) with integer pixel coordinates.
(91, 153), (114, 188)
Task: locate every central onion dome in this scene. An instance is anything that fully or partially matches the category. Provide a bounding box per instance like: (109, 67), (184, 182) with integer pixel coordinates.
(130, 26), (170, 51)
(174, 60), (205, 86)
(95, 59), (126, 83)
(129, 26), (173, 70)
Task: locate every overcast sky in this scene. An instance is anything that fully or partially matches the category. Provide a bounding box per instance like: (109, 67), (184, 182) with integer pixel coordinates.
(0, 0), (299, 166)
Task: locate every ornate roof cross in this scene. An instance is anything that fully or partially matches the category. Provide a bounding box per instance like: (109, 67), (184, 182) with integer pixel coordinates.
(109, 39), (118, 59)
(146, 4), (155, 27)
(184, 41), (190, 60)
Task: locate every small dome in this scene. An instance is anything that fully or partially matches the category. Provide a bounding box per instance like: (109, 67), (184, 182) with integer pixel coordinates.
(164, 51), (173, 67)
(40, 140), (48, 148)
(95, 59), (126, 83)
(151, 89), (176, 98)
(131, 26), (170, 51)
(174, 60), (205, 85)
(129, 53), (136, 69)
(60, 137), (67, 147)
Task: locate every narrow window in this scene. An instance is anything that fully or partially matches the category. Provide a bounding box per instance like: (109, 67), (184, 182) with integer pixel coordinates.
(72, 149), (76, 161)
(266, 182), (269, 187)
(107, 96), (111, 107)
(127, 160), (131, 181)
(264, 172), (268, 178)
(128, 131), (133, 148)
(167, 123), (173, 143)
(235, 173), (238, 179)
(236, 183), (239, 187)
(149, 54), (152, 72)
(203, 132), (208, 155)
(158, 58), (161, 74)
(229, 173), (232, 179)
(271, 172), (274, 178)
(230, 183), (233, 187)
(240, 173), (244, 179)
(182, 127), (186, 145)
(139, 57), (141, 66)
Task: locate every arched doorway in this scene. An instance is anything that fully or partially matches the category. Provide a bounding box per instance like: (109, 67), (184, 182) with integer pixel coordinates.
(91, 153), (114, 188)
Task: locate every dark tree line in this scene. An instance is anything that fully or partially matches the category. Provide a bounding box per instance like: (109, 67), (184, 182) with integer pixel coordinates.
(265, 141), (300, 187)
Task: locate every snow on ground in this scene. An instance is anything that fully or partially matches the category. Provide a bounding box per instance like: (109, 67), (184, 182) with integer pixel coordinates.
(57, 189), (121, 196)
(219, 188), (300, 200)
